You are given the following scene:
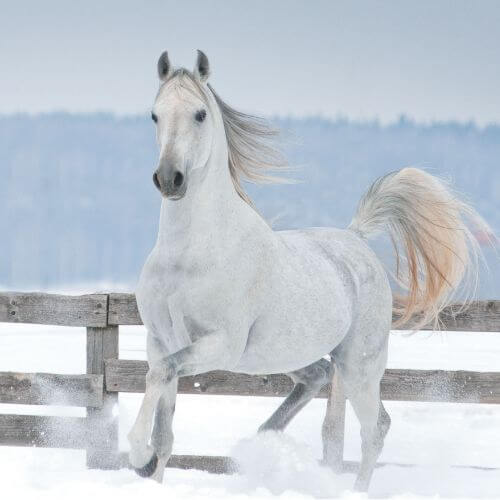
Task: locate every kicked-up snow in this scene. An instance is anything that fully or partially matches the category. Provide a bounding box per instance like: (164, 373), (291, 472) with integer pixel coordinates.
(1, 323), (500, 498)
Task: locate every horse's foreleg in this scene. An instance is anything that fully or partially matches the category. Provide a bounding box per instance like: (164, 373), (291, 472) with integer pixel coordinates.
(149, 377), (178, 482)
(129, 330), (236, 477)
(259, 358), (332, 432)
(127, 366), (165, 471)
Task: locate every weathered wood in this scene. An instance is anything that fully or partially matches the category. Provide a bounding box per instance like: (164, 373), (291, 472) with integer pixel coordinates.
(0, 291), (498, 331)
(0, 414), (87, 448)
(108, 293), (142, 325)
(105, 360), (295, 396)
(381, 368), (500, 404)
(0, 371), (103, 407)
(87, 326), (119, 376)
(395, 300), (500, 332)
(0, 292), (497, 331)
(0, 292), (108, 327)
(166, 454), (238, 474)
(105, 360), (500, 404)
(119, 452), (238, 474)
(105, 359), (148, 392)
(86, 326), (119, 469)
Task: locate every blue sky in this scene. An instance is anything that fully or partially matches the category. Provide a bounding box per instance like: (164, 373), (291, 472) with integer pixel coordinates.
(1, 0), (499, 124)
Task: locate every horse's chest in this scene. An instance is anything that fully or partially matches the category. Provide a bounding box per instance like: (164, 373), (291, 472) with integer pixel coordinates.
(135, 250), (238, 344)
(136, 254), (176, 330)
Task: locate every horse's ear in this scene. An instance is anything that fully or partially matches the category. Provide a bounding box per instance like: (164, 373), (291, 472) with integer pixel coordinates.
(157, 51), (173, 82)
(194, 50), (210, 82)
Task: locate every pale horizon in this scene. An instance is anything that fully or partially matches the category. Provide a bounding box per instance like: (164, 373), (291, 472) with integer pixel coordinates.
(3, 110), (500, 129)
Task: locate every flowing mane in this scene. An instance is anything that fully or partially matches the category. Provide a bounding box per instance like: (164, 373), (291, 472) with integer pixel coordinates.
(207, 84), (288, 204)
(161, 69), (288, 205)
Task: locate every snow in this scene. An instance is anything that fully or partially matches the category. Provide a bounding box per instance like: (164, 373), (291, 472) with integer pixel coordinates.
(1, 323), (500, 498)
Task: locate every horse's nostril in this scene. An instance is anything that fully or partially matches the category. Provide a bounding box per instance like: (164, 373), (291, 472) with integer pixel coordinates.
(153, 172), (161, 190)
(173, 171), (184, 187)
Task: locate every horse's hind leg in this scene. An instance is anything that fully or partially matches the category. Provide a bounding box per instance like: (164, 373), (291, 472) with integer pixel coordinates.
(258, 358), (332, 432)
(347, 382), (390, 491)
(321, 364), (346, 472)
(334, 330), (391, 492)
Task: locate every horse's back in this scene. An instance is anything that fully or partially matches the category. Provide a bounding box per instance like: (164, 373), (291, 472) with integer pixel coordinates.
(277, 227), (385, 288)
(275, 227), (389, 304)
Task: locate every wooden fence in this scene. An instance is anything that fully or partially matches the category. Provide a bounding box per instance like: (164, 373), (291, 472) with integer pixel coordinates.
(0, 291), (499, 473)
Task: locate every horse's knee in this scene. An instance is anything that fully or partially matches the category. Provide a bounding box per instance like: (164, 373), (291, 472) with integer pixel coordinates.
(146, 363), (176, 387)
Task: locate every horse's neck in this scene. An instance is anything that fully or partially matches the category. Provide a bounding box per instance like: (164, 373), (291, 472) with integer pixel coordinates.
(156, 141), (252, 251)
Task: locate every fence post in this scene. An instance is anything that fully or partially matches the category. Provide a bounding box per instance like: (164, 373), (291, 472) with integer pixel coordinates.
(322, 365), (346, 471)
(86, 324), (119, 469)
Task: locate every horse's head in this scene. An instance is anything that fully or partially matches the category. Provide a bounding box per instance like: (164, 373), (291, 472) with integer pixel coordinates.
(150, 50), (287, 204)
(151, 50), (216, 200)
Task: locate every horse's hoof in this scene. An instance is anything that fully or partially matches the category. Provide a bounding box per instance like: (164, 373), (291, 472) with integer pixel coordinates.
(134, 452), (159, 478)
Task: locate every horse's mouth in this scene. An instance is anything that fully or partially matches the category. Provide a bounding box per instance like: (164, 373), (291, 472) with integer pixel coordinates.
(162, 185), (187, 201)
(164, 192), (185, 201)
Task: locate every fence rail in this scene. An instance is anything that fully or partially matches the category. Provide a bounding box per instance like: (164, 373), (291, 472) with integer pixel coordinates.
(0, 291), (499, 472)
(0, 292), (108, 327)
(104, 360), (500, 404)
(0, 371), (103, 407)
(1, 291), (499, 331)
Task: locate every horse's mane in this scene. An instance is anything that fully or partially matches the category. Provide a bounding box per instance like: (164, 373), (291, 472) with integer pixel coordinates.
(165, 69), (288, 205)
(207, 84), (288, 204)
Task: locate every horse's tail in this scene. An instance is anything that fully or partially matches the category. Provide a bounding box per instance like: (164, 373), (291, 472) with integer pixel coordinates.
(348, 167), (490, 329)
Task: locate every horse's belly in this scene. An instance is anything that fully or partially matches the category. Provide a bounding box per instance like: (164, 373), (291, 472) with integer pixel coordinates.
(234, 297), (351, 375)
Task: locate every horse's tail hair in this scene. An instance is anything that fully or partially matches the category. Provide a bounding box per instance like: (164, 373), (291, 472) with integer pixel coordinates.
(348, 167), (490, 329)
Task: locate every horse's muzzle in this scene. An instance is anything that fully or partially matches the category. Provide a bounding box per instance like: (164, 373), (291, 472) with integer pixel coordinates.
(153, 167), (187, 200)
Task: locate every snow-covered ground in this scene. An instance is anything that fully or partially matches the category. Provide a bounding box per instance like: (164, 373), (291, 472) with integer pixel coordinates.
(1, 323), (500, 499)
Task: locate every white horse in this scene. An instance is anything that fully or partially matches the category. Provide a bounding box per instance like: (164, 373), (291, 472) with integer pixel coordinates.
(128, 50), (487, 492)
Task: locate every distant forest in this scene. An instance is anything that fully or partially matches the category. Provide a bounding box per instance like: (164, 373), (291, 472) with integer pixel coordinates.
(0, 113), (498, 296)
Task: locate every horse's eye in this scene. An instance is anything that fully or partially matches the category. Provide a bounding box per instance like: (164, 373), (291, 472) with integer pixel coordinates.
(195, 109), (207, 123)
(151, 112), (158, 123)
